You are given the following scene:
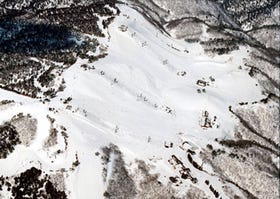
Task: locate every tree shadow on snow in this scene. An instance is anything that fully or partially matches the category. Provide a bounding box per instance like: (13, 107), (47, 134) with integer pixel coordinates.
(0, 19), (78, 55)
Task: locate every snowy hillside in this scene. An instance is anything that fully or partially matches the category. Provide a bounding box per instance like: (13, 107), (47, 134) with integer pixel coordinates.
(0, 1), (279, 199)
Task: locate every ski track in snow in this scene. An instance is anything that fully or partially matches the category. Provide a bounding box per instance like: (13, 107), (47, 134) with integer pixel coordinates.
(0, 4), (264, 199)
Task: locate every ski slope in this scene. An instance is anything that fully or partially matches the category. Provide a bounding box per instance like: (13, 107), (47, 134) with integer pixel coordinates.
(0, 4), (264, 199)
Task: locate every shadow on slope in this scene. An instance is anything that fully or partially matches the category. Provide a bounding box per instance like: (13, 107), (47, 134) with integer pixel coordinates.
(0, 19), (78, 55)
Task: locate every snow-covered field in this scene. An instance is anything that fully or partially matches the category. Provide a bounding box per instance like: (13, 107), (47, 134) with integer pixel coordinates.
(0, 4), (265, 199)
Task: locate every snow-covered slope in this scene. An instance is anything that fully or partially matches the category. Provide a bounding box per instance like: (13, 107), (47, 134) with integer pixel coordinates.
(0, 2), (278, 199)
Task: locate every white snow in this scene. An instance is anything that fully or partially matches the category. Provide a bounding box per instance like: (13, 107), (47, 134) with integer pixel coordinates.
(0, 4), (264, 199)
